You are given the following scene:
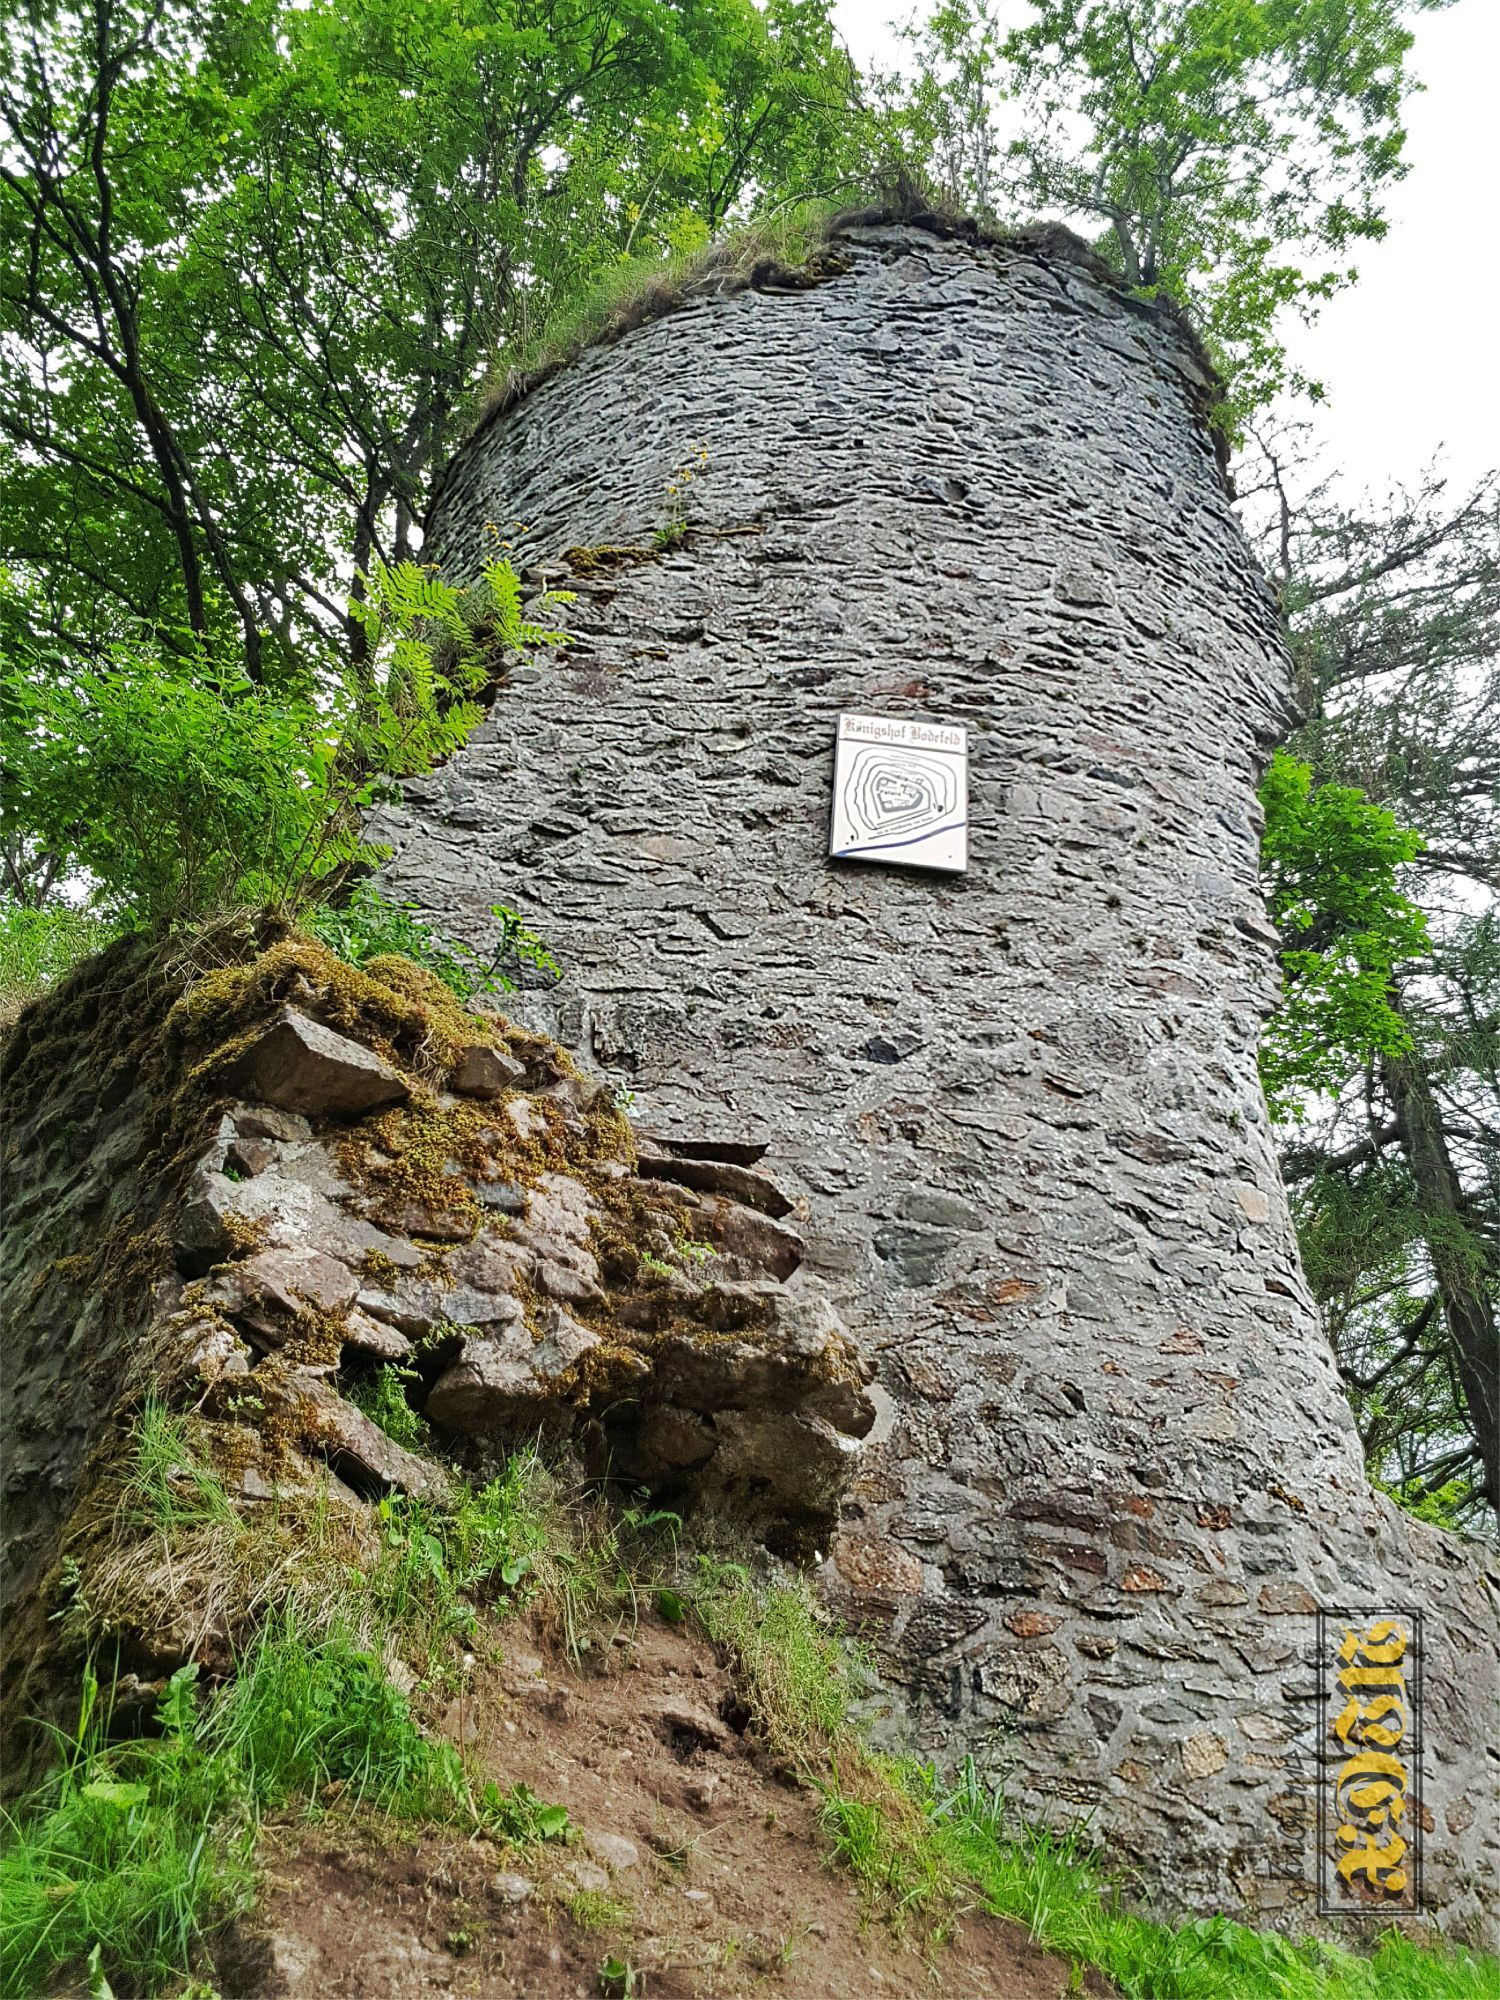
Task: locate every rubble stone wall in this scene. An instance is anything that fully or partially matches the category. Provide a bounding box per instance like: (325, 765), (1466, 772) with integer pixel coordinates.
(1, 942), (870, 1729)
(387, 221), (1500, 1938)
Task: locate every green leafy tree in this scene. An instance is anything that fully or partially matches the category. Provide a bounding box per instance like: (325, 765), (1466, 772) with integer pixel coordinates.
(1257, 746), (1428, 1117)
(880, 0), (1007, 215)
(889, 0), (1442, 417)
(1, 0), (866, 703)
(1248, 444), (1499, 1523)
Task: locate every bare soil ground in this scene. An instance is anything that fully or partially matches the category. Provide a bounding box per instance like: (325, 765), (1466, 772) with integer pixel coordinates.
(221, 1611), (1108, 2000)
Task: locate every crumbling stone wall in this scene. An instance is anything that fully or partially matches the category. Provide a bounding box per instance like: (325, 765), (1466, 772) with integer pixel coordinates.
(389, 219), (1500, 1939)
(1, 938), (870, 1732)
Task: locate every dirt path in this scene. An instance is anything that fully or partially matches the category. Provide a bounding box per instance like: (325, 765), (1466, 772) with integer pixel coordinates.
(224, 1612), (1108, 1999)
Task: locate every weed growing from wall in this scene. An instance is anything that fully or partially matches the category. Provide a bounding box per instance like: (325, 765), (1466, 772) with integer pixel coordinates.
(652, 445), (709, 551)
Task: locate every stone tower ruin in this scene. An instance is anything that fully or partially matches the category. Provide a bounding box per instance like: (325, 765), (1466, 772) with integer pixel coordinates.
(379, 217), (1500, 1939)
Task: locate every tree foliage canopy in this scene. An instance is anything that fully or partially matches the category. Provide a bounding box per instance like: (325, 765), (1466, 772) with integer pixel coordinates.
(887, 0), (1443, 416)
(1257, 745), (1428, 1118)
(1, 0), (864, 697)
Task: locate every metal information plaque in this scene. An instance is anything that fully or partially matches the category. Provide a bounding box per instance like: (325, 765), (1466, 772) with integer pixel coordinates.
(829, 713), (969, 874)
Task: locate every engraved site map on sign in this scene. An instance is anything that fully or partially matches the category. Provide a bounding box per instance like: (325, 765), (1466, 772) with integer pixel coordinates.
(829, 713), (969, 874)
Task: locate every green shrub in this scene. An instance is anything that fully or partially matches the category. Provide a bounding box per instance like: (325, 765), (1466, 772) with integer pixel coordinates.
(0, 898), (122, 1021)
(427, 1460), (677, 1664)
(360, 1457), (669, 1671)
(0, 558), (567, 931)
(0, 1664), (254, 1999)
(440, 1460), (553, 1598)
(365, 1474), (542, 1663)
(477, 1780), (570, 1847)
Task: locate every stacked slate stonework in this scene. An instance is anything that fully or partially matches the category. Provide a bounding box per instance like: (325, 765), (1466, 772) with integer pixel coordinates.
(383, 216), (1500, 1941)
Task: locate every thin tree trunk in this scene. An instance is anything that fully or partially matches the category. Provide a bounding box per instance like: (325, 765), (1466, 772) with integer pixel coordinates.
(347, 485), (379, 676)
(1382, 1023), (1500, 1503)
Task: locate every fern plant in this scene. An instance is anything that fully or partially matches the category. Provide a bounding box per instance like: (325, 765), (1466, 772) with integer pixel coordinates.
(279, 557), (570, 906)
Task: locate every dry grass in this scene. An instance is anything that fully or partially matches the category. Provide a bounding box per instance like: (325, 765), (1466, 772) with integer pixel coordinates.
(59, 1403), (380, 1671)
(60, 1406), (682, 1695)
(465, 200), (854, 440)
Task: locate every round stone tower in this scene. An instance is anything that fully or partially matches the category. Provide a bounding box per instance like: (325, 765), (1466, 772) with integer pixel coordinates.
(380, 217), (1499, 1940)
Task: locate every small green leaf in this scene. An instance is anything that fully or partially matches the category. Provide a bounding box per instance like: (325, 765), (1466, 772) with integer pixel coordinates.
(81, 1779), (149, 1810)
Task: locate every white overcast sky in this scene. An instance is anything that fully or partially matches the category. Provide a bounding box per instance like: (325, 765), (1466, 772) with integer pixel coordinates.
(832, 0), (1500, 503)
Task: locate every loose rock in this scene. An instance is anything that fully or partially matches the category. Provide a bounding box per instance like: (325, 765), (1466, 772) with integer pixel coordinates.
(584, 1832), (640, 1873)
(228, 1007), (410, 1117)
(272, 1375), (451, 1503)
(452, 1042), (526, 1098)
(560, 1859), (611, 1897)
(488, 1872), (534, 1906)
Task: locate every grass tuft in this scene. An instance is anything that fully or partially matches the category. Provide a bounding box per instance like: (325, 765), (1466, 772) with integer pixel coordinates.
(65, 1401), (376, 1667)
(0, 1622), (464, 1998)
(366, 1455), (679, 1672)
(816, 1759), (956, 1934)
(214, 1615), (466, 1819)
(687, 1554), (960, 1936)
(567, 1889), (632, 1933)
(931, 1756), (1497, 2000)
(689, 1555), (860, 1758)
